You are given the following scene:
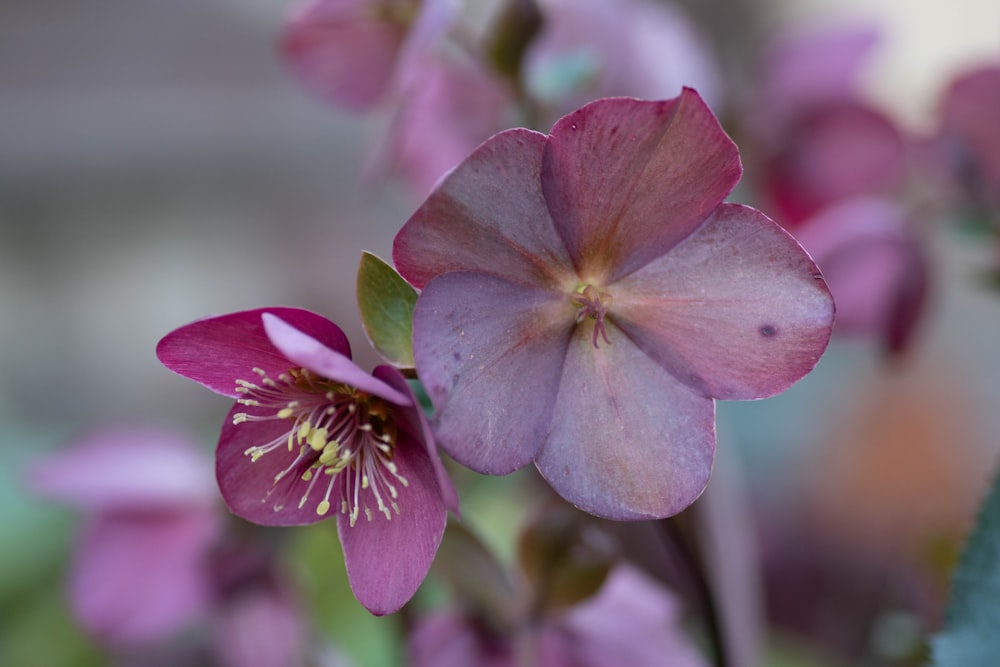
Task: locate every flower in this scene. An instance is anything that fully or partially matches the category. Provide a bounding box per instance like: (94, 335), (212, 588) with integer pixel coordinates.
(407, 565), (709, 667)
(393, 89), (834, 520)
(29, 426), (221, 646)
(280, 0), (453, 112)
(936, 64), (1000, 206)
(156, 307), (458, 614)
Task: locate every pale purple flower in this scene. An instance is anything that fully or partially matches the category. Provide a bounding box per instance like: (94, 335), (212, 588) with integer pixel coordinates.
(394, 90), (834, 520)
(407, 565), (709, 667)
(156, 307), (457, 614)
(524, 0), (722, 121)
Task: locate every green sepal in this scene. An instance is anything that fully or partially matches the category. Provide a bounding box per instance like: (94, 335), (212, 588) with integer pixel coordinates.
(357, 251), (418, 368)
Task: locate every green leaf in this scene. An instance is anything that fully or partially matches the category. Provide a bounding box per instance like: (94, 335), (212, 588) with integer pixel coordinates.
(931, 464), (1000, 665)
(357, 252), (418, 368)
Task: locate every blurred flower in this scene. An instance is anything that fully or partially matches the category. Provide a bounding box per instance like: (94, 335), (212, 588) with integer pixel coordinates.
(28, 427), (310, 667)
(935, 64), (1000, 210)
(156, 307), (457, 615)
(753, 23), (907, 226)
(372, 53), (516, 198)
(793, 197), (928, 356)
(394, 90), (834, 520)
(408, 565), (709, 667)
(281, 0), (453, 111)
(523, 0), (721, 122)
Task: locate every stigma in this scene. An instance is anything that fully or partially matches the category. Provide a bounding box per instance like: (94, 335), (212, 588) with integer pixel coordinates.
(572, 284), (613, 348)
(232, 366), (409, 526)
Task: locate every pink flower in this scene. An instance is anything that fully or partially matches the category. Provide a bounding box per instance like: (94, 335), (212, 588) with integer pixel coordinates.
(29, 427), (221, 646)
(393, 90), (834, 520)
(156, 307), (457, 614)
(408, 565), (709, 667)
(280, 0), (452, 112)
(937, 64), (1000, 201)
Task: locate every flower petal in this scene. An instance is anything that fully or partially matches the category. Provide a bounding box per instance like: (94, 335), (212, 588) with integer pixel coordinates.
(262, 313), (410, 406)
(393, 128), (575, 290)
(412, 271), (573, 474)
(535, 324), (715, 520)
(338, 432), (447, 615)
(216, 404), (326, 526)
(373, 365), (459, 513)
(542, 90), (741, 281)
(29, 426), (216, 511)
(157, 307), (351, 398)
(612, 204), (834, 400)
(70, 510), (217, 645)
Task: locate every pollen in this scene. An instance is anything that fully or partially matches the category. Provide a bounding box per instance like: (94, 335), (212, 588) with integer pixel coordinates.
(231, 366), (410, 526)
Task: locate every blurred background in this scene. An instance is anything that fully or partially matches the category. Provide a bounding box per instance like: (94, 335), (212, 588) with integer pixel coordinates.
(2, 0), (999, 665)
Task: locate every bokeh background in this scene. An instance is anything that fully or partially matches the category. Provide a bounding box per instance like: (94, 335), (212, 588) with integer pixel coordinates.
(2, 0), (999, 665)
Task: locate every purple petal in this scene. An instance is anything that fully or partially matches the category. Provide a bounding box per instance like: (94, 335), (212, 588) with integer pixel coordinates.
(373, 365), (459, 514)
(157, 307), (351, 398)
(70, 510), (218, 646)
(216, 403), (326, 526)
(611, 204), (834, 400)
(542, 90), (741, 281)
(29, 426), (216, 511)
(262, 313), (410, 406)
(393, 128), (575, 290)
(408, 613), (514, 667)
(338, 432), (447, 615)
(535, 324), (715, 520)
(412, 271), (573, 474)
(212, 586), (304, 667)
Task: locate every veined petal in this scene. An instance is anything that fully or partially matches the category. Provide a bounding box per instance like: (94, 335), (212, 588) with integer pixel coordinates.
(393, 128), (575, 290)
(156, 307), (351, 399)
(262, 313), (410, 406)
(535, 324), (715, 520)
(542, 90), (741, 281)
(216, 405), (325, 526)
(612, 204), (834, 400)
(413, 271), (574, 474)
(338, 433), (447, 615)
(373, 365), (459, 513)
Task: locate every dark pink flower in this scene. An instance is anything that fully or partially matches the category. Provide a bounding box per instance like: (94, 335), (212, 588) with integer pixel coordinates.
(408, 565), (709, 667)
(793, 197), (928, 356)
(394, 90), (834, 520)
(29, 427), (220, 646)
(156, 307), (458, 614)
(937, 64), (1000, 200)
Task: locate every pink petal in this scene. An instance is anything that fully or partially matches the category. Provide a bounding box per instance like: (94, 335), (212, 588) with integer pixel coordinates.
(408, 613), (514, 667)
(393, 128), (575, 290)
(373, 365), (459, 513)
(216, 403), (327, 526)
(412, 271), (574, 474)
(29, 426), (216, 511)
(70, 509), (218, 646)
(157, 307), (351, 399)
(542, 90), (741, 281)
(338, 432), (447, 615)
(941, 65), (1000, 191)
(261, 313), (410, 405)
(212, 586), (304, 667)
(281, 0), (407, 111)
(611, 204), (834, 400)
(535, 324), (715, 520)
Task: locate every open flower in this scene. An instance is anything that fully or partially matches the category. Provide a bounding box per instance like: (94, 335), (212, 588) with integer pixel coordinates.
(156, 307), (457, 614)
(393, 89), (834, 520)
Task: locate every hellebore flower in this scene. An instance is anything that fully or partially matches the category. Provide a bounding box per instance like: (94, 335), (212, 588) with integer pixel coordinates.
(157, 307), (457, 614)
(408, 565), (709, 667)
(29, 426), (221, 646)
(393, 89), (834, 520)
(937, 64), (1000, 202)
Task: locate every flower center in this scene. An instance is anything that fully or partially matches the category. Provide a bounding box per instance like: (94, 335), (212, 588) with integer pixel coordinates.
(232, 367), (408, 526)
(572, 284), (613, 348)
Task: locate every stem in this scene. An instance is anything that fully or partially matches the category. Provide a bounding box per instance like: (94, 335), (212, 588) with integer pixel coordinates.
(659, 512), (729, 667)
